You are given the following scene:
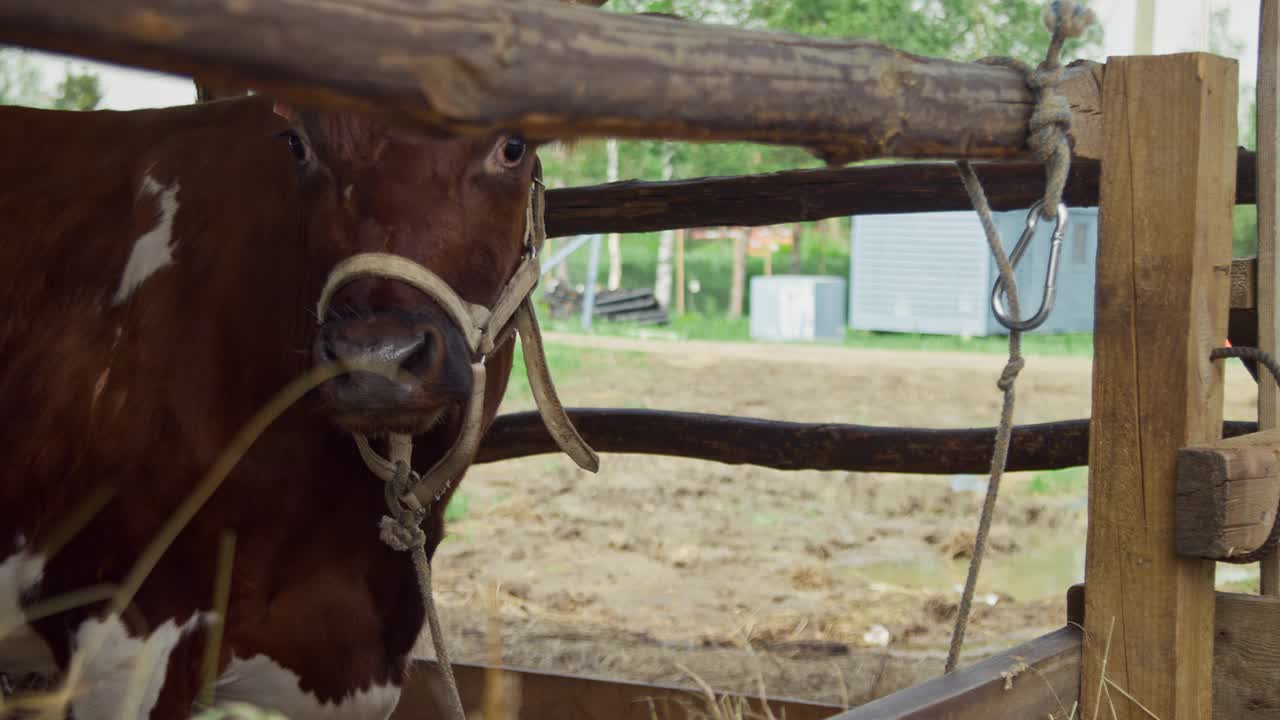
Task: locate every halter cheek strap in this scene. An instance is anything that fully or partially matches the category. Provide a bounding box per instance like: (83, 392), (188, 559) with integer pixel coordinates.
(314, 172), (599, 509)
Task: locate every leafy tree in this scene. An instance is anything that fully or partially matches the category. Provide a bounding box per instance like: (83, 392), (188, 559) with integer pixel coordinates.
(52, 70), (103, 111)
(0, 47), (103, 110)
(0, 49), (44, 106)
(543, 0), (1106, 188)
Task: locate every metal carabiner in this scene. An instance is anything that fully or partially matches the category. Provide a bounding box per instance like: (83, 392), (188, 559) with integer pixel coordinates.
(990, 199), (1068, 332)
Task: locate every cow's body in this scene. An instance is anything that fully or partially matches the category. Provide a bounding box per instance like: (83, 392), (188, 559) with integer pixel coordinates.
(0, 96), (528, 718)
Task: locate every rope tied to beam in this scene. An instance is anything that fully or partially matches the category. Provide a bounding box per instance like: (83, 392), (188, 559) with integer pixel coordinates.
(945, 0), (1095, 675)
(1210, 346), (1280, 564)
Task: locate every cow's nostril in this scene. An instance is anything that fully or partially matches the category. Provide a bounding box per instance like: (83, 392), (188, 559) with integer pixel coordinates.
(320, 333), (339, 364)
(399, 332), (439, 378)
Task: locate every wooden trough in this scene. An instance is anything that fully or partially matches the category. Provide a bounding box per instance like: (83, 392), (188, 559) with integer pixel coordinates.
(5, 0), (1280, 718)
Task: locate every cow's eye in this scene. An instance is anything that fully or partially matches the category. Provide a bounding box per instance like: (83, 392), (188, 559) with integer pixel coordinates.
(500, 136), (527, 166)
(277, 130), (309, 164)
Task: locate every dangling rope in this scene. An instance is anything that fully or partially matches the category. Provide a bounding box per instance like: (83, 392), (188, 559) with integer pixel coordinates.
(378, 458), (467, 720)
(945, 0), (1096, 675)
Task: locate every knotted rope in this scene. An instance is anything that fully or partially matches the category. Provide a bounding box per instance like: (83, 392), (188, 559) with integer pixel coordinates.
(379, 459), (466, 720)
(945, 0), (1095, 675)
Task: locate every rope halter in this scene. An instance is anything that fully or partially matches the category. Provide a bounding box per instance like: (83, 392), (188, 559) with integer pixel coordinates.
(313, 165), (600, 512)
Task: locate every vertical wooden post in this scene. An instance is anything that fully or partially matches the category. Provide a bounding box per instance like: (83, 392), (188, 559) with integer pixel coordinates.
(1082, 53), (1237, 720)
(675, 228), (686, 316)
(729, 233), (747, 319)
(1134, 0), (1156, 55)
(1257, 0), (1280, 596)
(790, 223), (802, 274)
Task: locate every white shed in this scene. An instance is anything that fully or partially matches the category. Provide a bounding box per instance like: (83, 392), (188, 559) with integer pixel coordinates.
(847, 207), (1099, 336)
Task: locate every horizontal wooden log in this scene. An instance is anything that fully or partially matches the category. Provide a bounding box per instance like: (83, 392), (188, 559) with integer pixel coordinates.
(544, 148), (1259, 238)
(1176, 428), (1280, 560)
(394, 659), (843, 720)
(0, 0), (1102, 163)
(826, 626), (1081, 720)
(476, 409), (1260, 474)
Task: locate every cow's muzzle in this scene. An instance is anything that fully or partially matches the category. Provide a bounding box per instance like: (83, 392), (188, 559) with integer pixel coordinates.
(313, 303), (473, 435)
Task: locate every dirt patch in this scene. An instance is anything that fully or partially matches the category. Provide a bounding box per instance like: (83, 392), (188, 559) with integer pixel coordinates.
(421, 333), (1260, 708)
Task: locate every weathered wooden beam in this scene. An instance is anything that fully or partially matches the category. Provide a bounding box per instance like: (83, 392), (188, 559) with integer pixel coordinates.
(1213, 591), (1280, 718)
(0, 0), (1102, 163)
(543, 148), (1259, 238)
(1256, 0), (1280, 596)
(826, 626), (1081, 720)
(1234, 257), (1258, 310)
(1176, 428), (1280, 560)
(1081, 53), (1236, 720)
(1067, 588), (1280, 720)
(393, 659), (844, 720)
(475, 408), (1259, 475)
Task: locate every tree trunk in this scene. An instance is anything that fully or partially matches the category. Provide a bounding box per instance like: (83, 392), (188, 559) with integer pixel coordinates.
(675, 228), (686, 315)
(606, 138), (623, 291)
(653, 142), (676, 307)
(791, 222), (803, 274)
(729, 234), (747, 319)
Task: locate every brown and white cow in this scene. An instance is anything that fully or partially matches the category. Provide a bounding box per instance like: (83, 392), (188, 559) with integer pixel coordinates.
(0, 93), (586, 718)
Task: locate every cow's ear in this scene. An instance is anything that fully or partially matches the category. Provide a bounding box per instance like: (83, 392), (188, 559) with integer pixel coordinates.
(272, 102), (295, 121)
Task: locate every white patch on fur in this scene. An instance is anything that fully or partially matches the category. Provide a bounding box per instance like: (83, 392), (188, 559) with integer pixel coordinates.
(66, 612), (207, 720)
(0, 541), (57, 677)
(112, 172), (181, 306)
(212, 654), (400, 720)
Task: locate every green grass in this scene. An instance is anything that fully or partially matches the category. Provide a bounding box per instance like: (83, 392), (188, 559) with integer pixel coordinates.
(553, 230), (849, 318)
(503, 331), (649, 405)
(1022, 467), (1089, 496)
(444, 490), (471, 522)
(542, 230), (1095, 358)
(540, 305), (1094, 358)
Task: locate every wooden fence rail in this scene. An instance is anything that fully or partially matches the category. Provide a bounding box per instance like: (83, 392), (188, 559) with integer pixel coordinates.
(0, 0), (1101, 163)
(475, 409), (1259, 475)
(543, 149), (1259, 238)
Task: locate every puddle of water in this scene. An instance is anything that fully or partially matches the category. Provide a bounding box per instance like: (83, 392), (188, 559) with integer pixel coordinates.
(852, 541), (1263, 601)
(853, 540), (1086, 602)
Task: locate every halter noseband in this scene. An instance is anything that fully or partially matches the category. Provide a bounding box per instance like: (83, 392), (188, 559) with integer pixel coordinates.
(313, 165), (599, 508)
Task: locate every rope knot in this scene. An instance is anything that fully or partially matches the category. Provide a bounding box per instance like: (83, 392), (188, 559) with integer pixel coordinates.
(389, 460), (420, 500)
(997, 356), (1025, 392)
(1042, 0), (1097, 40)
(379, 515), (426, 552)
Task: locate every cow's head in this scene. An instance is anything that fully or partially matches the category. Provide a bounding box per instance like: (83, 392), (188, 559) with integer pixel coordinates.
(271, 104), (539, 440)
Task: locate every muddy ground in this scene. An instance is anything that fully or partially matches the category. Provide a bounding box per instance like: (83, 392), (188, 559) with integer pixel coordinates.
(413, 333), (1261, 710)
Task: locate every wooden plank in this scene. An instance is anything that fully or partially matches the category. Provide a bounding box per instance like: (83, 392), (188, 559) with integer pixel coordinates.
(825, 627), (1081, 720)
(1081, 53), (1237, 720)
(543, 149), (1259, 239)
(1213, 591), (1280, 718)
(392, 660), (844, 720)
(1234, 257), (1258, 310)
(1063, 588), (1280, 720)
(1176, 428), (1280, 560)
(0, 0), (1103, 163)
(1257, 0), (1280, 597)
(476, 408), (1258, 475)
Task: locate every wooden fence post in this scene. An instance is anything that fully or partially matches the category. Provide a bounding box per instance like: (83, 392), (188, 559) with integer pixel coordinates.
(1256, 0), (1280, 595)
(1082, 53), (1237, 720)
(675, 229), (686, 316)
(729, 233), (747, 319)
